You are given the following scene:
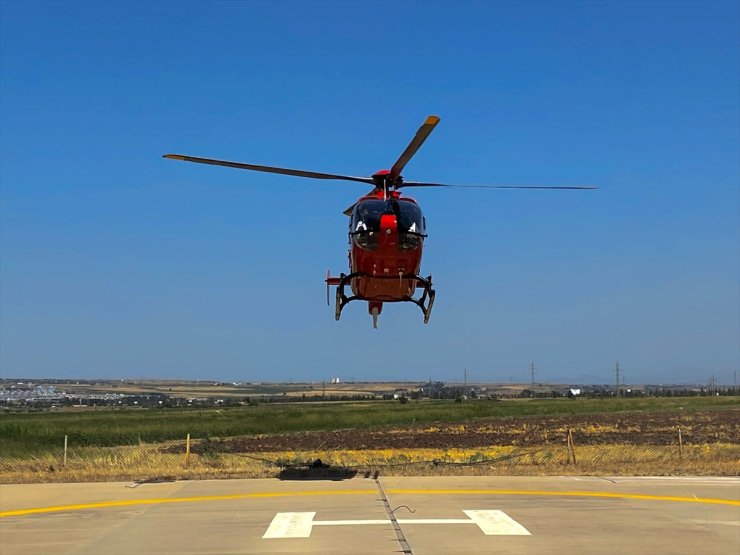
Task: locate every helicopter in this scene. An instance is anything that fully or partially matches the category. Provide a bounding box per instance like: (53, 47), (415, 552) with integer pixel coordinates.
(164, 115), (595, 328)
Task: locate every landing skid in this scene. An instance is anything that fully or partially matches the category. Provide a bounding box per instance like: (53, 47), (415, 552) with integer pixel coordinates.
(326, 272), (436, 327)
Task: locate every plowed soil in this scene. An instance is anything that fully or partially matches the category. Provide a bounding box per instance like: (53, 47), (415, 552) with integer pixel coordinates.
(183, 408), (739, 454)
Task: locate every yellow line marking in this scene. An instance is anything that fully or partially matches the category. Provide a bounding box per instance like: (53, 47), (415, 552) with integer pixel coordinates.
(0, 489), (376, 518)
(387, 489), (740, 507)
(1, 487), (737, 518)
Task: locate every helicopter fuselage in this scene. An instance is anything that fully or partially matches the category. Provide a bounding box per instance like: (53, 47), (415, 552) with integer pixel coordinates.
(327, 188), (436, 327)
(348, 192), (425, 302)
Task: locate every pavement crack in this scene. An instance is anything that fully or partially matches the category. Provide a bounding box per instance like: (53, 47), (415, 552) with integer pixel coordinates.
(375, 477), (413, 554)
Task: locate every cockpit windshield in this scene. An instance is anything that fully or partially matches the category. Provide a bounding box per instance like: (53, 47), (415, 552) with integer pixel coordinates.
(351, 199), (425, 234)
(352, 199), (385, 234)
(394, 200), (425, 235)
(350, 199), (425, 251)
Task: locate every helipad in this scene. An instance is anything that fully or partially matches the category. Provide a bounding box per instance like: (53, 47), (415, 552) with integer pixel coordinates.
(1, 476), (737, 554)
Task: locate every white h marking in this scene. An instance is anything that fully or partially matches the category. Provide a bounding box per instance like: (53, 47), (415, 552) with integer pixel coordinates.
(262, 510), (531, 538)
(262, 511), (315, 539)
(463, 510), (531, 535)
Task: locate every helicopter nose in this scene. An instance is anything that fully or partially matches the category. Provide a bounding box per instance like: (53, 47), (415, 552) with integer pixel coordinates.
(379, 214), (398, 248)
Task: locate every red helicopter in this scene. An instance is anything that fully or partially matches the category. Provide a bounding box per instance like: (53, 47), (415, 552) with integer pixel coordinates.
(164, 116), (595, 328)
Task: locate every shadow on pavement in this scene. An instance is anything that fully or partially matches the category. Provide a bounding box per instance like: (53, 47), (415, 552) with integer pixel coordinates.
(277, 459), (359, 481)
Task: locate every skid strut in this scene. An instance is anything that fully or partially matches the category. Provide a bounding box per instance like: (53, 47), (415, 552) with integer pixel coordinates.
(326, 272), (436, 325)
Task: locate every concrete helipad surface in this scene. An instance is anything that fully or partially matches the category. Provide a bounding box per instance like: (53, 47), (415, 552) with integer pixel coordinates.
(1, 476), (738, 554)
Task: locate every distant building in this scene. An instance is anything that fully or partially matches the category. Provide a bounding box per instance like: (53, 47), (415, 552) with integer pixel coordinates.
(420, 381), (445, 398)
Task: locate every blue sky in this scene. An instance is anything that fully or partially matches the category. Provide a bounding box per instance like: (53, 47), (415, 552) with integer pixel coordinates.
(1, 1), (738, 384)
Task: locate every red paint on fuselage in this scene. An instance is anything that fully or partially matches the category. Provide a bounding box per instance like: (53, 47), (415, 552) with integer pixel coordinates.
(348, 191), (424, 302)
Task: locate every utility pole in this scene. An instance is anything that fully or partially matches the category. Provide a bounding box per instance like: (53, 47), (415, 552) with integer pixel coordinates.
(615, 361), (621, 397)
(464, 368), (467, 391)
(530, 363), (536, 387)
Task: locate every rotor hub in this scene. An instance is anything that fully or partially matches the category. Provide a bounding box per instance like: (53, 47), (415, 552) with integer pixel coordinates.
(372, 169), (402, 190)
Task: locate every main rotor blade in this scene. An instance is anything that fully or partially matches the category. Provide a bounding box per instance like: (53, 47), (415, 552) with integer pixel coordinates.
(389, 115), (441, 182)
(400, 181), (598, 190)
(163, 154), (375, 185)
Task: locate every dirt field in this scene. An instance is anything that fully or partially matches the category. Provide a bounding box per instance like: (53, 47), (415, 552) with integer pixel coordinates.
(185, 408), (739, 454)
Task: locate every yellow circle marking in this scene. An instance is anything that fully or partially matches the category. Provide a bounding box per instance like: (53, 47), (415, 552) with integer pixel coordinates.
(388, 489), (740, 507)
(1, 487), (737, 518)
(0, 489), (376, 518)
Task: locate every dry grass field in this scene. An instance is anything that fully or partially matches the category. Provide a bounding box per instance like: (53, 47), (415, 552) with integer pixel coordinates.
(1, 443), (737, 484)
